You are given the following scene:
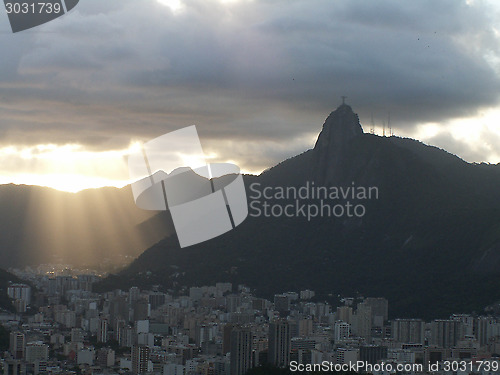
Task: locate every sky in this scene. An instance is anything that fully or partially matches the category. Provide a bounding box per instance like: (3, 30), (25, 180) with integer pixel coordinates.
(1, 0), (500, 192)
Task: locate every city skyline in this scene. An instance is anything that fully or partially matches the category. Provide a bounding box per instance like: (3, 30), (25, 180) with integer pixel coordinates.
(2, 271), (500, 374)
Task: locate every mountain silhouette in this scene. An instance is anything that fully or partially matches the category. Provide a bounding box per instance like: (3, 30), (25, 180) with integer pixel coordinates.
(96, 103), (500, 319)
(0, 103), (492, 319)
(99, 104), (500, 318)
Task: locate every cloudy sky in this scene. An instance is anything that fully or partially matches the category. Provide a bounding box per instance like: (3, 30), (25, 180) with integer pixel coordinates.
(0, 0), (500, 192)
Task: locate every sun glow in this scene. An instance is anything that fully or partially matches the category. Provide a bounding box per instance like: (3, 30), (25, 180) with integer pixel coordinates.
(0, 139), (258, 193)
(0, 143), (142, 193)
(156, 0), (184, 13)
(156, 0), (246, 12)
(0, 174), (129, 193)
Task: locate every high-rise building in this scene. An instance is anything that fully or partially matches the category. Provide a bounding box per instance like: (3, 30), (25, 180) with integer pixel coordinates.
(297, 318), (313, 337)
(77, 274), (98, 291)
(13, 299), (26, 313)
(360, 345), (388, 364)
(391, 319), (425, 344)
(230, 327), (253, 375)
(290, 349), (312, 367)
(47, 278), (57, 296)
(119, 326), (134, 348)
(148, 292), (166, 310)
(34, 360), (47, 375)
(223, 324), (235, 354)
(355, 302), (372, 341)
(9, 332), (25, 359)
(364, 298), (389, 327)
(110, 295), (129, 325)
(3, 359), (26, 375)
(195, 324), (214, 347)
(476, 316), (498, 347)
(25, 342), (48, 363)
(269, 321), (291, 368)
(451, 314), (474, 337)
(274, 295), (290, 314)
(336, 306), (353, 324)
(97, 348), (115, 368)
(227, 295), (241, 313)
(77, 348), (94, 365)
(431, 320), (462, 348)
(336, 348), (359, 365)
(98, 318), (109, 343)
(71, 328), (85, 343)
(334, 321), (350, 343)
(132, 345), (150, 374)
(315, 303), (330, 319)
(164, 363), (186, 375)
(129, 287), (140, 305)
(7, 284), (31, 304)
(133, 300), (150, 321)
(291, 338), (316, 351)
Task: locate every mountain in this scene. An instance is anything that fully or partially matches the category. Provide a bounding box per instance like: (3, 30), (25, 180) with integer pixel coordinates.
(0, 184), (173, 268)
(100, 103), (500, 319)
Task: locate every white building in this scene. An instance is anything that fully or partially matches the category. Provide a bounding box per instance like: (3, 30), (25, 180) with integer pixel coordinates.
(336, 348), (359, 365)
(77, 347), (95, 365)
(163, 363), (185, 375)
(334, 321), (351, 343)
(25, 342), (48, 363)
(136, 319), (149, 334)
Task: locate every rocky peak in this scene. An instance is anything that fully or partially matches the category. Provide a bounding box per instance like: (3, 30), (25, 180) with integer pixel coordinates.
(312, 104), (364, 185)
(314, 104), (363, 151)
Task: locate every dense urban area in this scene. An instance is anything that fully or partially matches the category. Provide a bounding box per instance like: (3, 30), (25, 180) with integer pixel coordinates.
(0, 265), (499, 375)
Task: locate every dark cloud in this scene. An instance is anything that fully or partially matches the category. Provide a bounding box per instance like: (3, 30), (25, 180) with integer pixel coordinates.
(0, 0), (499, 174)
